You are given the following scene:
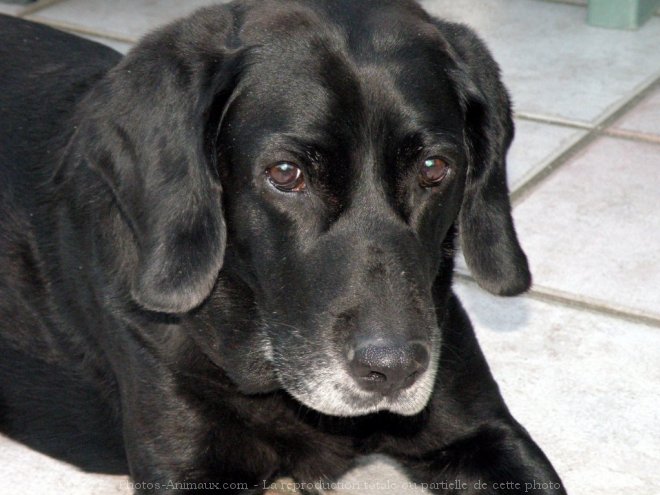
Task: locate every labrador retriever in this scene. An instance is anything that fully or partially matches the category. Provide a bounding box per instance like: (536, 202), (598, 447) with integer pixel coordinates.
(0, 1), (566, 493)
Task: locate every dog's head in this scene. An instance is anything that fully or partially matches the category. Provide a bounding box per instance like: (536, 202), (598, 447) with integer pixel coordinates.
(80, 0), (529, 416)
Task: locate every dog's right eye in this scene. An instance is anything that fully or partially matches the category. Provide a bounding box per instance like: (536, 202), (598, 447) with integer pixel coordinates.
(266, 162), (306, 192)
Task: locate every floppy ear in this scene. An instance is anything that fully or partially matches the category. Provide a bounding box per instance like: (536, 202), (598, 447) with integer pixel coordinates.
(79, 7), (240, 313)
(437, 21), (531, 296)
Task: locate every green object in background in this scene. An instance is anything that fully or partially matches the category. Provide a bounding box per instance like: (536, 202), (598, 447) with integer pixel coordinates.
(588, 0), (660, 29)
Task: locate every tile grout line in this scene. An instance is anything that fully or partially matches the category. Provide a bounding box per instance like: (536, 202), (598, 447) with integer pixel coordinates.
(540, 0), (587, 8)
(511, 74), (660, 205)
(15, 0), (65, 18)
(515, 112), (660, 146)
(510, 130), (592, 205)
(525, 286), (660, 329)
(507, 131), (587, 193)
(514, 112), (594, 130)
(454, 273), (660, 329)
(21, 15), (138, 44)
(602, 127), (660, 145)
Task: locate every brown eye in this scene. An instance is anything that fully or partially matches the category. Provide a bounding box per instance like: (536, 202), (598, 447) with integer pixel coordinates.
(419, 157), (449, 187)
(266, 162), (305, 192)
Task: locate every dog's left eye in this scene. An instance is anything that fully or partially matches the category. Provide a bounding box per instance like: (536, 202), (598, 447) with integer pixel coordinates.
(419, 157), (449, 187)
(266, 162), (306, 192)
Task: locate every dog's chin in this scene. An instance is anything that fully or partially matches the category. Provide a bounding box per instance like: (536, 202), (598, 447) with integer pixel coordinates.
(277, 360), (438, 418)
(290, 388), (433, 417)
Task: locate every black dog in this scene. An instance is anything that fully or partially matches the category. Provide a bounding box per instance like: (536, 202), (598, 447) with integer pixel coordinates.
(0, 1), (566, 493)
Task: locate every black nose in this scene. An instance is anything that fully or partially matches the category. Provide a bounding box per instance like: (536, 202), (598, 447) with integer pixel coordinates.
(349, 340), (430, 396)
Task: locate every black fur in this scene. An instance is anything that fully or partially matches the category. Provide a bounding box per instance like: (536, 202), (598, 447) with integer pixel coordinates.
(0, 1), (563, 494)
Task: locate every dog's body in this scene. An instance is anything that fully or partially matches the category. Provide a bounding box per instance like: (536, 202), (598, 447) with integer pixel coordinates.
(0, 1), (565, 493)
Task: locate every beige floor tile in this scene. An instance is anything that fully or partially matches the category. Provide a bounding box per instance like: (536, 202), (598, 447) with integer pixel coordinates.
(420, 0), (660, 124)
(74, 32), (133, 54)
(452, 281), (660, 495)
(513, 136), (660, 317)
(508, 119), (586, 191)
(26, 0), (230, 41)
(611, 85), (660, 139)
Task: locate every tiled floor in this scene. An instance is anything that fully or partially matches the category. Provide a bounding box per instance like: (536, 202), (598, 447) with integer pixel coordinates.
(611, 84), (660, 140)
(1, 0), (659, 494)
